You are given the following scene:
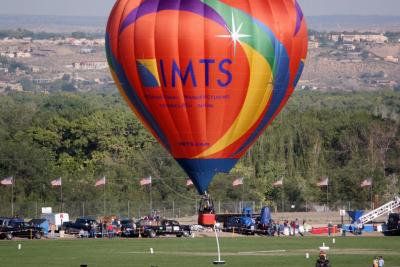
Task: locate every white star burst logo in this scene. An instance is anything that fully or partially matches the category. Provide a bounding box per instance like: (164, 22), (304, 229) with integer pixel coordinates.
(217, 12), (251, 56)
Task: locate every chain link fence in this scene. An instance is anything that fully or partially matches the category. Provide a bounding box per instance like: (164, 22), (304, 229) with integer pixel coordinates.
(0, 198), (376, 221)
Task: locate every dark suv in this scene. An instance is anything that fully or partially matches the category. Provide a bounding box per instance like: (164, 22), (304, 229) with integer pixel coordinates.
(385, 213), (400, 236)
(0, 221), (44, 240)
(0, 217), (12, 227)
(120, 219), (139, 238)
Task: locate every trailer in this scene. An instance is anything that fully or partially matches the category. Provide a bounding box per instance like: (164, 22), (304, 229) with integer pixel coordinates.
(40, 213), (70, 231)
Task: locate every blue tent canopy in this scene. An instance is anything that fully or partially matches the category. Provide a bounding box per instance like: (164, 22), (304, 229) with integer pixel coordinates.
(347, 210), (364, 224)
(260, 207), (271, 225)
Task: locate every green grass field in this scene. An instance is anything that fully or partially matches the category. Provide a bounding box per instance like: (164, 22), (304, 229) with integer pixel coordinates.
(0, 236), (399, 267)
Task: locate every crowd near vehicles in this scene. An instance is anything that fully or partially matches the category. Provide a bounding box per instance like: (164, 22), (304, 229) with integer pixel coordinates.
(0, 218), (44, 240)
(0, 196), (398, 240)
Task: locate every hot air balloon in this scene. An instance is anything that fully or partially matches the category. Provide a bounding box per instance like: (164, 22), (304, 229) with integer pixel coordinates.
(106, 0), (308, 221)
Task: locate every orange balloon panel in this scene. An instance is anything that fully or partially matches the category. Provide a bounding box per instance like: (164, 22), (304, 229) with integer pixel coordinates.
(106, 0), (308, 194)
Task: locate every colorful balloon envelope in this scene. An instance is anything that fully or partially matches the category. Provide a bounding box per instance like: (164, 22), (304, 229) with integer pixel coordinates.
(106, 0), (308, 194)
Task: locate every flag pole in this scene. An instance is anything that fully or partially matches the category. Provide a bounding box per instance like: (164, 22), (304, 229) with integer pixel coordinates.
(149, 177), (152, 215)
(60, 177), (63, 213)
(11, 177), (14, 217)
(103, 176), (106, 216)
(370, 179), (373, 210)
(326, 180), (329, 212)
(241, 179), (245, 209)
(282, 178), (285, 213)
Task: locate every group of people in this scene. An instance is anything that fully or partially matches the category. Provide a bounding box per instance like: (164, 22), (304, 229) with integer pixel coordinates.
(372, 256), (385, 267)
(275, 219), (309, 236)
(259, 218), (309, 236)
(79, 219), (121, 238)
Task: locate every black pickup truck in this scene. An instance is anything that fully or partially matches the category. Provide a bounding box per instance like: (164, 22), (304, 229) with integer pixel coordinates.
(63, 217), (98, 234)
(0, 221), (44, 240)
(139, 219), (191, 238)
(384, 213), (400, 236)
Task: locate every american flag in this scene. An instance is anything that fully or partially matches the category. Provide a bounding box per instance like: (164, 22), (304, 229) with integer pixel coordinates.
(51, 177), (62, 187)
(273, 178), (284, 187)
(1, 177), (13, 186)
(317, 177), (329, 187)
(361, 178), (372, 188)
(95, 176), (106, 187)
(140, 176), (152, 186)
(186, 179), (193, 186)
(232, 177), (244, 187)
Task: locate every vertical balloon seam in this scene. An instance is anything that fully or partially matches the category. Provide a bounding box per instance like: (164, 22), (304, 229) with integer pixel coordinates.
(153, 8), (189, 156)
(131, 1), (182, 153)
(202, 3), (209, 149)
(171, 1), (193, 157)
(203, 0), (234, 158)
(156, 9), (191, 157)
(177, 0), (198, 158)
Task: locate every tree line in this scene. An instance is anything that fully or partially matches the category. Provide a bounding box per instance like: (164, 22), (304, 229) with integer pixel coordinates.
(0, 90), (399, 212)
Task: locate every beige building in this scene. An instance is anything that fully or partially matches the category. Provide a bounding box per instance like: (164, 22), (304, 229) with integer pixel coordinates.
(72, 61), (108, 70)
(308, 41), (320, 49)
(384, 56), (399, 63)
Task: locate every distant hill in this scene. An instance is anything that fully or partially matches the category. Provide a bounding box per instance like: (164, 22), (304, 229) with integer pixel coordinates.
(0, 14), (399, 33)
(307, 15), (400, 32)
(0, 15), (107, 33)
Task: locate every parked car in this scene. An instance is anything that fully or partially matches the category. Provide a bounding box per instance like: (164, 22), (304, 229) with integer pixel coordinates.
(63, 217), (98, 234)
(140, 219), (191, 238)
(223, 216), (256, 235)
(29, 219), (50, 236)
(384, 213), (400, 236)
(120, 219), (139, 238)
(0, 217), (12, 228)
(0, 221), (44, 240)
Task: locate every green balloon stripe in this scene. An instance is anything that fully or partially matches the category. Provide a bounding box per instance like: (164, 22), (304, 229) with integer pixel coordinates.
(202, 0), (276, 68)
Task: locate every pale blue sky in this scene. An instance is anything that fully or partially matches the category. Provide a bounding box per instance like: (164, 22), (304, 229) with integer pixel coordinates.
(0, 0), (399, 17)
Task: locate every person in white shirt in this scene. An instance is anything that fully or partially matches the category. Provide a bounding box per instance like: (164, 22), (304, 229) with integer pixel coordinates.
(378, 256), (385, 267)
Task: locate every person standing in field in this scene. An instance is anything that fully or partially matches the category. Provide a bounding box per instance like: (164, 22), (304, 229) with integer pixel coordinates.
(328, 222), (333, 236)
(378, 256), (385, 267)
(275, 221), (280, 236)
(373, 257), (379, 267)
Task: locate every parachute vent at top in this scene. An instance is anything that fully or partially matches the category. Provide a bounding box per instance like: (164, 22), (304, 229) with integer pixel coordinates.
(106, 0), (308, 194)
